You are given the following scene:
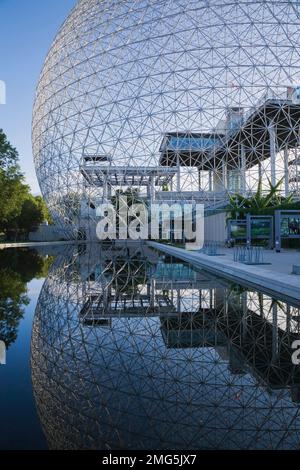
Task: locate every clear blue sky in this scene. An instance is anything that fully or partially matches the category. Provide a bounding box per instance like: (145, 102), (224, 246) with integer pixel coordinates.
(0, 0), (76, 194)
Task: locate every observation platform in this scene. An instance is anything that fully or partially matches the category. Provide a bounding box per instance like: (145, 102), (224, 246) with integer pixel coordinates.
(79, 89), (300, 210)
(159, 97), (300, 171)
(159, 132), (222, 168)
(155, 190), (228, 209)
(80, 162), (177, 187)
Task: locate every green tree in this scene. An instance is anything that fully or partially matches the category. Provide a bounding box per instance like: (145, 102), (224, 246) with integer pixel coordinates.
(0, 129), (20, 170)
(0, 129), (50, 240)
(0, 129), (29, 235)
(0, 129), (28, 237)
(35, 195), (52, 224)
(0, 268), (29, 347)
(15, 195), (46, 237)
(227, 177), (294, 219)
(0, 171), (28, 232)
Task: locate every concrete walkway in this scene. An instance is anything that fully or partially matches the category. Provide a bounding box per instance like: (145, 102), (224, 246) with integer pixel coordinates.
(148, 241), (300, 304)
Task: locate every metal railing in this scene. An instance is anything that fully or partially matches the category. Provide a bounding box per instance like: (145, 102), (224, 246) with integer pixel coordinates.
(200, 241), (224, 256)
(233, 245), (265, 264)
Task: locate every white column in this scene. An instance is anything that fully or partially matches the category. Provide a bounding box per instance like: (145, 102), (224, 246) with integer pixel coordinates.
(198, 168), (201, 191)
(213, 168), (224, 193)
(240, 144), (246, 195)
(150, 279), (156, 309)
(170, 175), (174, 192)
(150, 176), (155, 202)
(176, 154), (180, 192)
(222, 160), (227, 191)
(103, 179), (108, 201)
(103, 286), (109, 312)
(258, 161), (262, 182)
(208, 170), (212, 192)
(107, 183), (112, 200)
(269, 122), (277, 186)
(284, 145), (289, 197)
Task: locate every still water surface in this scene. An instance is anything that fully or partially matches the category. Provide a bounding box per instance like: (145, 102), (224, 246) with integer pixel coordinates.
(1, 243), (300, 450)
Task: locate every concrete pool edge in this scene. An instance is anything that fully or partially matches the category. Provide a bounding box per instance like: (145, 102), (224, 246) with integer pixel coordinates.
(147, 241), (300, 304)
(0, 240), (83, 249)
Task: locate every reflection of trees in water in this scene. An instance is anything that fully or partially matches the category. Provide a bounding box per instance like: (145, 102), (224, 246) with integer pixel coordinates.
(0, 249), (53, 348)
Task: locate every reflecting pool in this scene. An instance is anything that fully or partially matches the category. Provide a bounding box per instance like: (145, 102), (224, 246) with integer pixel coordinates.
(1, 243), (300, 450)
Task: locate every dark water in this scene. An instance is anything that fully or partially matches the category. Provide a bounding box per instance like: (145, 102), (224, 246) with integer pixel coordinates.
(1, 243), (300, 450)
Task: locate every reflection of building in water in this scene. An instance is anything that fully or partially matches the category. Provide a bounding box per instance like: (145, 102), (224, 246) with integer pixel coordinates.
(161, 292), (300, 397)
(31, 243), (300, 450)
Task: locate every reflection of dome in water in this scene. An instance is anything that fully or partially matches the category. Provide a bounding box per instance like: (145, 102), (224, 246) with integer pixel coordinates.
(31, 245), (300, 450)
(32, 1), (300, 235)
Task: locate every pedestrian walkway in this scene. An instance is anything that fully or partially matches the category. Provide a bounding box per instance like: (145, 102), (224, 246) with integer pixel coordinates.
(148, 241), (300, 304)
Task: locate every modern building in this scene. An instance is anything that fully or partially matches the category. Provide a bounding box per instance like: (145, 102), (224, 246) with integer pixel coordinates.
(32, 0), (300, 239)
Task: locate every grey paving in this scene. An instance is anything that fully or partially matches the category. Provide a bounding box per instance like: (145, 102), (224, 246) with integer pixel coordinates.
(148, 241), (300, 303)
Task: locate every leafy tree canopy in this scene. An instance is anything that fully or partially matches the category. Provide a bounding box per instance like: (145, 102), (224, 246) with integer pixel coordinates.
(0, 129), (50, 239)
(0, 128), (20, 172)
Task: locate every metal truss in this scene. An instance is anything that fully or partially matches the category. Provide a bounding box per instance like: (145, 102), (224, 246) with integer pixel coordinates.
(32, 1), (300, 239)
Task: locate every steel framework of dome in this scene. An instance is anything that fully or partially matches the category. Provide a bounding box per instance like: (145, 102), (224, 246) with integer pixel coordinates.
(31, 244), (300, 450)
(32, 0), (300, 239)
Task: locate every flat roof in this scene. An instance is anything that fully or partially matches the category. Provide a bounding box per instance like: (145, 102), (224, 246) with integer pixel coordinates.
(159, 132), (223, 167)
(80, 165), (177, 186)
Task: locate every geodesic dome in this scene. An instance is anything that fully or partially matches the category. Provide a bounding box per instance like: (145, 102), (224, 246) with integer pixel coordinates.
(31, 244), (300, 450)
(32, 0), (300, 237)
